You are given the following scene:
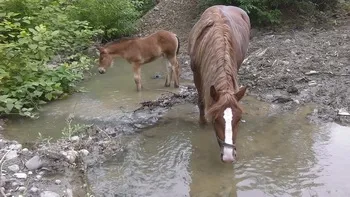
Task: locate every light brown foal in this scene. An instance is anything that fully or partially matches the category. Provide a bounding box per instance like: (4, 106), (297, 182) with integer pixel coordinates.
(96, 30), (180, 91)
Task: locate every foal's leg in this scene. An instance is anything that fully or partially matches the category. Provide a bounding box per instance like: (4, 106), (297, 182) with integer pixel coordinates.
(132, 63), (142, 91)
(164, 58), (173, 87)
(169, 56), (180, 88)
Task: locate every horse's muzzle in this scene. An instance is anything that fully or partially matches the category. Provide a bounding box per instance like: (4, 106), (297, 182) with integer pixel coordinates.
(220, 147), (237, 163)
(98, 68), (106, 74)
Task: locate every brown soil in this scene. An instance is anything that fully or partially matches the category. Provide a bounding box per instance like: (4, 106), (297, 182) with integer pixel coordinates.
(138, 0), (350, 126)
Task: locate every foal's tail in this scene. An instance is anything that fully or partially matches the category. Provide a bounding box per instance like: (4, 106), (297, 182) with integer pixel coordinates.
(175, 35), (180, 55)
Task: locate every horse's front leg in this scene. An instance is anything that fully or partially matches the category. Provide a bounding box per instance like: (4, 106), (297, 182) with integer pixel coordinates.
(193, 71), (206, 125)
(164, 59), (173, 87)
(169, 56), (180, 88)
(133, 63), (142, 91)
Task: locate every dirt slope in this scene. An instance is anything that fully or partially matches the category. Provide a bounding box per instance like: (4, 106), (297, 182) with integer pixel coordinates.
(137, 0), (350, 126)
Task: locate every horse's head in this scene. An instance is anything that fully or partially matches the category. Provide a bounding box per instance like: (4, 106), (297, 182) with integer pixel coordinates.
(96, 46), (113, 74)
(209, 85), (247, 163)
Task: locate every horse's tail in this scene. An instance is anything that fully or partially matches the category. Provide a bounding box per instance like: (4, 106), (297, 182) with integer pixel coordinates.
(175, 35), (180, 55)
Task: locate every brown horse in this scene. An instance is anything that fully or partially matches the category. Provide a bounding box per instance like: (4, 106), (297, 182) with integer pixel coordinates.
(188, 5), (251, 163)
(96, 30), (180, 91)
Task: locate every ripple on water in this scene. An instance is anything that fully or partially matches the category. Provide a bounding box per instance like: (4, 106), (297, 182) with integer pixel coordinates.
(87, 123), (193, 197)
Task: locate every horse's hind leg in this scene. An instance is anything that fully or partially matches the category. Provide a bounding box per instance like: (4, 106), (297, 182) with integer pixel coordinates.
(169, 56), (180, 88)
(132, 63), (142, 91)
(164, 58), (173, 87)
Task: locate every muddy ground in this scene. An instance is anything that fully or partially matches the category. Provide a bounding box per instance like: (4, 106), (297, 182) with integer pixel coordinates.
(0, 0), (350, 196)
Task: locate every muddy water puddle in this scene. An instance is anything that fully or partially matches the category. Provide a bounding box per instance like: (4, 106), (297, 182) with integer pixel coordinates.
(3, 58), (186, 141)
(88, 98), (350, 197)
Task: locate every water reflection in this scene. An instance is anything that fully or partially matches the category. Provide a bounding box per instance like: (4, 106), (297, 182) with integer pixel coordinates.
(86, 99), (350, 197)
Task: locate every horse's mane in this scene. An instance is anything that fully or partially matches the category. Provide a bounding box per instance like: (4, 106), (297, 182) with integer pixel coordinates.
(189, 7), (244, 120)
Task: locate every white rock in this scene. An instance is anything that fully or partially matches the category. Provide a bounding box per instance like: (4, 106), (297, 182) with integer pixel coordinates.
(25, 155), (43, 170)
(9, 144), (22, 150)
(18, 186), (26, 192)
(30, 187), (39, 193)
(338, 108), (350, 116)
(55, 179), (61, 185)
(305, 70), (319, 75)
(5, 150), (18, 160)
(79, 149), (89, 156)
(65, 150), (78, 163)
(308, 81), (317, 87)
(21, 148), (29, 152)
(28, 171), (33, 175)
(40, 191), (60, 197)
(14, 173), (27, 179)
(36, 175), (42, 180)
(8, 164), (20, 172)
(70, 136), (79, 142)
(11, 182), (18, 187)
(66, 189), (73, 197)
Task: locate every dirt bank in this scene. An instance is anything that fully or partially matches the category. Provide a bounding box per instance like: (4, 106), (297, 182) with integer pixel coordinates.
(138, 0), (350, 126)
(0, 86), (197, 196)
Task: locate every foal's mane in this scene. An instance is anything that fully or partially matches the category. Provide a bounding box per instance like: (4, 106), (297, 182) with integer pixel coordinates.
(104, 36), (138, 47)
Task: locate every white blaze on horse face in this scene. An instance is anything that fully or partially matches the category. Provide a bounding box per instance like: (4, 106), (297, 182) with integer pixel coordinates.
(223, 108), (234, 162)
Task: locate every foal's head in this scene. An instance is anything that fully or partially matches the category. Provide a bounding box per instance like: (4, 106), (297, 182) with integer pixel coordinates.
(96, 46), (113, 74)
(208, 85), (247, 163)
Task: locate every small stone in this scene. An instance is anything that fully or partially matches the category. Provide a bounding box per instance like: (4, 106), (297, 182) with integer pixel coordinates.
(14, 173), (27, 179)
(9, 144), (22, 150)
(8, 164), (20, 172)
(273, 96), (293, 103)
(70, 136), (79, 142)
(11, 182), (18, 187)
(308, 81), (317, 86)
(36, 175), (42, 180)
(0, 176), (7, 187)
(294, 99), (300, 104)
(18, 186), (26, 192)
(66, 189), (73, 197)
(286, 86), (298, 94)
(38, 171), (45, 175)
(154, 7), (159, 11)
(305, 70), (319, 75)
(25, 155), (43, 170)
(79, 149), (89, 156)
(40, 191), (60, 197)
(241, 119), (246, 123)
(21, 148), (29, 152)
(55, 179), (61, 185)
(30, 187), (39, 193)
(5, 150), (18, 160)
(338, 108), (350, 116)
(28, 171), (33, 175)
(65, 150), (78, 163)
(18, 195), (23, 197)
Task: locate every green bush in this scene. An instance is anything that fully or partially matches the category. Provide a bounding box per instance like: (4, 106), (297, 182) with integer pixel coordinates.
(69, 0), (142, 39)
(0, 0), (102, 118)
(198, 0), (339, 25)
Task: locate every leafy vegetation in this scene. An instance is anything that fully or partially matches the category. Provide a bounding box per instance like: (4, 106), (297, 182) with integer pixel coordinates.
(0, 0), (153, 118)
(69, 0), (156, 39)
(199, 0), (339, 25)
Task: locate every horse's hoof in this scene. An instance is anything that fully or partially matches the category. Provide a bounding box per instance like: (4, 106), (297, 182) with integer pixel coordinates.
(174, 84), (179, 88)
(164, 83), (171, 87)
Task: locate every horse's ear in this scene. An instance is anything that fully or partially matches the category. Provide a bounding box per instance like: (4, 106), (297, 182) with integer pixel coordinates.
(210, 85), (219, 102)
(235, 86), (247, 102)
(96, 46), (107, 54)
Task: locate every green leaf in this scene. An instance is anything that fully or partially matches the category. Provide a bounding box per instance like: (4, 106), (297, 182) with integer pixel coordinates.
(29, 44), (38, 50)
(6, 102), (14, 111)
(45, 93), (52, 100)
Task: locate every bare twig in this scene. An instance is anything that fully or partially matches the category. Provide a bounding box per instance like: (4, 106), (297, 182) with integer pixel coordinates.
(0, 150), (11, 197)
